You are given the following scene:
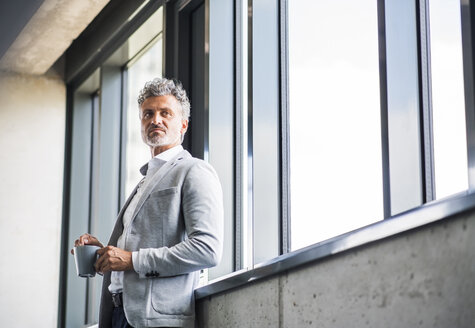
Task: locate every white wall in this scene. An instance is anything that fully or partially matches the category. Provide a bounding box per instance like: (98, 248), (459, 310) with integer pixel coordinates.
(0, 71), (65, 327)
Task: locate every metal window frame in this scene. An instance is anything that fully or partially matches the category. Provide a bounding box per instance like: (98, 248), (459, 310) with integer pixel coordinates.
(379, 0), (437, 211)
(386, 0), (425, 215)
(234, 0), (244, 271)
(57, 86), (77, 328)
(461, 0), (475, 191)
(86, 91), (101, 323)
(417, 0), (436, 203)
(279, 0), (290, 254)
(119, 69), (129, 208)
(233, 0), (253, 271)
(377, 0), (392, 219)
(246, 0), (255, 270)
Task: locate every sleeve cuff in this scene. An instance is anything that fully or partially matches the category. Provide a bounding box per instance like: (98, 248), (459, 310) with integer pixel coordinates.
(132, 251), (140, 273)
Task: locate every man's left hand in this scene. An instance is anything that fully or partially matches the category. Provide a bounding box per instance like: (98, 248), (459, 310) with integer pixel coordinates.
(95, 246), (133, 273)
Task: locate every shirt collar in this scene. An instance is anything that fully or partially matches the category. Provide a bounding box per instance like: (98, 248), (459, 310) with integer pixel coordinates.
(153, 144), (184, 161)
(139, 145), (184, 176)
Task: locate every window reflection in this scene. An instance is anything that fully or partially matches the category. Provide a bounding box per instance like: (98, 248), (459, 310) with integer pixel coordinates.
(288, 0), (383, 250)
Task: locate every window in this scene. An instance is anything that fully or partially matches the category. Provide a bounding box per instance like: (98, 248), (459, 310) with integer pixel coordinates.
(64, 5), (164, 327)
(63, 0), (475, 320)
(66, 69), (101, 327)
(123, 8), (163, 197)
(286, 0), (472, 251)
(288, 0), (383, 250)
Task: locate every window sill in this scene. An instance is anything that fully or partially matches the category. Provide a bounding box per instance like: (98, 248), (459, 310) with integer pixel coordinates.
(195, 190), (475, 299)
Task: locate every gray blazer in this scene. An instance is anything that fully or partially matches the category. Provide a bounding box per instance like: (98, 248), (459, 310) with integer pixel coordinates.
(99, 150), (223, 328)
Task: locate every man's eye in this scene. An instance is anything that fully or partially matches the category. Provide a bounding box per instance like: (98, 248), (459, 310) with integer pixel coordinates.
(143, 112), (152, 118)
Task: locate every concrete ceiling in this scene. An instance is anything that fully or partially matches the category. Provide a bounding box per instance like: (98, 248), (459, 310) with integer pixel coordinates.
(0, 0), (44, 61)
(0, 0), (110, 75)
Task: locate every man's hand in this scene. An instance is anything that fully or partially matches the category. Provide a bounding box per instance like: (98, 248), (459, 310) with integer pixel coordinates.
(95, 246), (133, 274)
(71, 233), (104, 255)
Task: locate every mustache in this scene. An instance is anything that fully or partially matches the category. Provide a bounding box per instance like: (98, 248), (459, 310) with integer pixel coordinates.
(148, 123), (166, 133)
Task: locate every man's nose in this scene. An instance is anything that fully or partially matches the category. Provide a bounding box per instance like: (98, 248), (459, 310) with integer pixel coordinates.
(151, 112), (162, 124)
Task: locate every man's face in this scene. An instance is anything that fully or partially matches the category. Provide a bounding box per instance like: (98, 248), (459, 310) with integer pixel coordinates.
(140, 95), (188, 155)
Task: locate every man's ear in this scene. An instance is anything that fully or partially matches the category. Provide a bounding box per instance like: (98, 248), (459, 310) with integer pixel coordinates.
(181, 119), (189, 134)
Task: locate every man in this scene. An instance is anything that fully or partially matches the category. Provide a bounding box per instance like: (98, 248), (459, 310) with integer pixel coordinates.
(73, 77), (223, 328)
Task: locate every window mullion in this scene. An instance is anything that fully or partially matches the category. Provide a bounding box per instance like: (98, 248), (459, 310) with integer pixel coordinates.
(384, 0), (424, 216)
(280, 0), (290, 254)
(461, 0), (475, 191)
(377, 0), (391, 219)
(418, 0), (436, 202)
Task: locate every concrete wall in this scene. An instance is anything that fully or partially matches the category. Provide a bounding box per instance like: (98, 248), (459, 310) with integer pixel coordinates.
(0, 71), (65, 328)
(197, 210), (475, 328)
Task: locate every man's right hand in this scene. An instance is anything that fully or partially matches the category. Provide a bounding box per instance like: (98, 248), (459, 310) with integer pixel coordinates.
(70, 233), (104, 255)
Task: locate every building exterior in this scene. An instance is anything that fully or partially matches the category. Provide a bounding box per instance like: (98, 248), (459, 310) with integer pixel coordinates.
(0, 0), (474, 327)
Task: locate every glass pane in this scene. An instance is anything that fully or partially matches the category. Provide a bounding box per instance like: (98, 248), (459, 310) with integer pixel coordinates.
(289, 0), (383, 250)
(206, 0), (235, 279)
(125, 37), (163, 197)
(252, 0), (280, 265)
(385, 0), (423, 215)
(128, 7), (163, 60)
(429, 0), (469, 199)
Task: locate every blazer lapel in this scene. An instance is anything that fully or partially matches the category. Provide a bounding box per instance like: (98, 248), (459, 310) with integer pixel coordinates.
(131, 149), (191, 221)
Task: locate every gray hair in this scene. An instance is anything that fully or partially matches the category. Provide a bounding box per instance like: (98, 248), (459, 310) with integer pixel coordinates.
(137, 77), (191, 120)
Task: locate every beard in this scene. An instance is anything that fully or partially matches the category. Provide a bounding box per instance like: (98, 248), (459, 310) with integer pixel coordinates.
(142, 124), (181, 148)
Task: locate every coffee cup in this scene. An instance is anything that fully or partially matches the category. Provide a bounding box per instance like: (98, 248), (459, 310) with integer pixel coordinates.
(74, 245), (100, 277)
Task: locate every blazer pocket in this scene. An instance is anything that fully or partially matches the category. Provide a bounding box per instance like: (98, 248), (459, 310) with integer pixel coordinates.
(150, 186), (178, 197)
(151, 274), (194, 315)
